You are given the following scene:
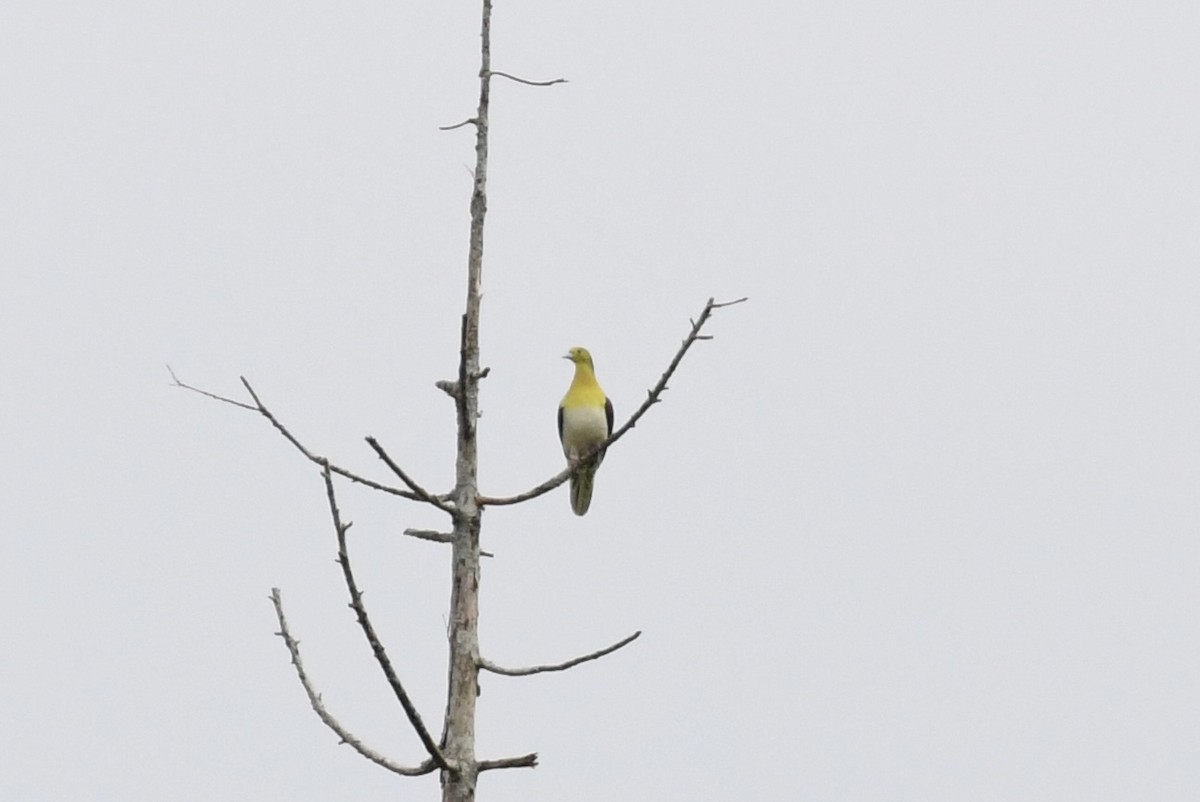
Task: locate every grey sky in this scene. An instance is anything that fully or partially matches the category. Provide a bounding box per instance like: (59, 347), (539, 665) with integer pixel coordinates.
(2, 2), (1198, 800)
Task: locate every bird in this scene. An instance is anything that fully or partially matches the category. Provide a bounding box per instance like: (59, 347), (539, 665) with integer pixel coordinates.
(558, 347), (614, 516)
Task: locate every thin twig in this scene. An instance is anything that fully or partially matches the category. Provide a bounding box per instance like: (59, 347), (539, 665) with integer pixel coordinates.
(488, 70), (567, 87)
(365, 437), (455, 513)
(268, 588), (438, 777)
(478, 753), (539, 771)
(168, 368), (431, 502)
(478, 296), (747, 506)
(439, 118), (478, 131)
(322, 466), (452, 772)
(167, 365), (256, 410)
(478, 631), (641, 677)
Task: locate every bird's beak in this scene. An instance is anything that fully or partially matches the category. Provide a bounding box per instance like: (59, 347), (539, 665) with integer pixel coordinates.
(562, 353), (573, 360)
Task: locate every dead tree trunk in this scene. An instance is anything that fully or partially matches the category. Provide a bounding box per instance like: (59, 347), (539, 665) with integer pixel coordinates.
(439, 0), (492, 799)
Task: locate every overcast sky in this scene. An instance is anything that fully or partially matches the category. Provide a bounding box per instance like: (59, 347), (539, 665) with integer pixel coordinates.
(3, 2), (1198, 800)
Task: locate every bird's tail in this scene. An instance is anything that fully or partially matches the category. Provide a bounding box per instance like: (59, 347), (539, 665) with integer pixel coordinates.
(569, 466), (596, 516)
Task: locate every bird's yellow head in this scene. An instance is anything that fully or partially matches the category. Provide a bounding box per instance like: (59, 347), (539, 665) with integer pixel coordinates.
(563, 347), (594, 368)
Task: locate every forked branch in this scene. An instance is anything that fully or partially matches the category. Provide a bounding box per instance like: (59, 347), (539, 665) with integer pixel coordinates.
(322, 466), (452, 772)
(269, 588), (437, 777)
(365, 436), (455, 513)
(478, 296), (747, 507)
(478, 630), (641, 677)
(167, 368), (434, 504)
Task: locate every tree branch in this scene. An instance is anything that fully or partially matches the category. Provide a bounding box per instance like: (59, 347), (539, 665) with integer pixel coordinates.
(439, 118), (478, 131)
(168, 368), (431, 503)
(478, 753), (539, 771)
(365, 436), (455, 513)
(167, 365), (257, 409)
(321, 466), (452, 773)
(488, 70), (567, 87)
(268, 588), (438, 777)
(478, 296), (747, 507)
(478, 630), (641, 677)
(403, 529), (494, 558)
(403, 528), (455, 544)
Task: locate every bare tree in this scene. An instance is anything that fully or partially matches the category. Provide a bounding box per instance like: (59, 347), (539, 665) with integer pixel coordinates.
(172, 2), (743, 800)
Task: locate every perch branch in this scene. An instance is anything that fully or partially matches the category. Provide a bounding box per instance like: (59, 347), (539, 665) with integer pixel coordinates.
(488, 70), (567, 87)
(478, 630), (641, 677)
(269, 588), (437, 777)
(322, 466), (452, 773)
(168, 368), (429, 502)
(365, 436), (455, 513)
(478, 296), (747, 506)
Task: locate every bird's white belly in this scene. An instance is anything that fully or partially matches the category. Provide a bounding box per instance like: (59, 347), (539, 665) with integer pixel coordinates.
(560, 405), (609, 459)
